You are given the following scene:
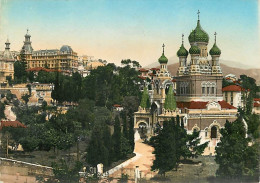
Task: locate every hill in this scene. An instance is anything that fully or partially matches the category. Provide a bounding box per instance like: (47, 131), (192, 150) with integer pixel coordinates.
(166, 63), (260, 84)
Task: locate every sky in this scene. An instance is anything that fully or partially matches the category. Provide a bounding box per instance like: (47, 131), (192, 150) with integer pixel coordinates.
(0, 0), (259, 67)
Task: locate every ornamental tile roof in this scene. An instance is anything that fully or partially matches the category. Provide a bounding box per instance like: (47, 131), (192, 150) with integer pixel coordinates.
(139, 68), (149, 72)
(138, 76), (146, 80)
(150, 68), (160, 71)
(253, 98), (260, 101)
(222, 85), (246, 92)
(113, 104), (122, 107)
(0, 120), (26, 130)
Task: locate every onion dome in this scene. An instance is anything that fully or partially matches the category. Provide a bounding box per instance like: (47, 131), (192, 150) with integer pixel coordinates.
(209, 32), (221, 56)
(158, 44), (168, 64)
(188, 11), (209, 43)
(177, 34), (188, 57)
(189, 45), (200, 55)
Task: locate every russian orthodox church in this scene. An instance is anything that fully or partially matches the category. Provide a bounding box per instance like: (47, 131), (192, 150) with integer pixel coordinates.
(134, 11), (237, 155)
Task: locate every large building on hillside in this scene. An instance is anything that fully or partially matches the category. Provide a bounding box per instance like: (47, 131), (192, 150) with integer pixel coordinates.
(0, 39), (15, 84)
(19, 30), (78, 73)
(134, 12), (238, 155)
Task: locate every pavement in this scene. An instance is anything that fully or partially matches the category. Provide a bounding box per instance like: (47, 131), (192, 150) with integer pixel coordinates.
(107, 139), (156, 181)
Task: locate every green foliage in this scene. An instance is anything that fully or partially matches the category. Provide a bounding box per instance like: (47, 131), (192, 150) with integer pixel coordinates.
(113, 116), (122, 158)
(246, 114), (260, 139)
(86, 125), (109, 167)
(151, 120), (177, 176)
(51, 159), (82, 183)
(164, 85), (176, 110)
(151, 116), (208, 175)
(14, 61), (27, 83)
(21, 93), (30, 104)
(0, 102), (5, 119)
(140, 87), (150, 108)
(215, 117), (259, 180)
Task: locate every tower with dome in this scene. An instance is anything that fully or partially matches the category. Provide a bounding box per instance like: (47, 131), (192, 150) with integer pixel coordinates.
(134, 11), (237, 155)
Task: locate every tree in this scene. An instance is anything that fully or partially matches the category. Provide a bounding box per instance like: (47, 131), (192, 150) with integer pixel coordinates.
(140, 87), (150, 109)
(113, 116), (121, 160)
(215, 117), (259, 180)
(164, 85), (176, 110)
(151, 117), (208, 175)
(21, 93), (30, 104)
(0, 102), (5, 119)
(151, 120), (177, 176)
(51, 159), (82, 183)
(86, 125), (109, 168)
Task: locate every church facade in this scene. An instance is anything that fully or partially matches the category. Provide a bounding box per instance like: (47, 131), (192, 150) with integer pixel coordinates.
(134, 12), (237, 155)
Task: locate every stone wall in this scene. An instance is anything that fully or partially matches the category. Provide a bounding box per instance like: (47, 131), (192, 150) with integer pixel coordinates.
(0, 157), (53, 176)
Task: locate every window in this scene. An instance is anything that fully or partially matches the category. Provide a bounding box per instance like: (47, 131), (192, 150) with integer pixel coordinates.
(211, 126), (217, 138)
(207, 87), (210, 95)
(225, 93), (228, 102)
(211, 87), (215, 94)
(202, 87), (205, 94)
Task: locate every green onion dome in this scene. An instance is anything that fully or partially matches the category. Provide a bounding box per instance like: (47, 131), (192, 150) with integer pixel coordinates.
(189, 45), (200, 55)
(188, 20), (209, 43)
(209, 43), (221, 56)
(158, 53), (168, 64)
(177, 44), (188, 57)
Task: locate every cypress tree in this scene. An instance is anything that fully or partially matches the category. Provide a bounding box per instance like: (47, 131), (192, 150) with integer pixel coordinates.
(128, 116), (135, 151)
(140, 87), (150, 108)
(164, 85), (176, 110)
(151, 120), (177, 176)
(113, 116), (121, 160)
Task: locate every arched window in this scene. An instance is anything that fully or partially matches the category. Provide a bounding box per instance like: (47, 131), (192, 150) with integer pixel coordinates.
(211, 126), (217, 138)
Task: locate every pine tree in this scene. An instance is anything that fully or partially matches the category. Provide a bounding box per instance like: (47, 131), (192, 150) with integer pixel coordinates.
(164, 85), (176, 110)
(151, 120), (177, 176)
(215, 117), (259, 180)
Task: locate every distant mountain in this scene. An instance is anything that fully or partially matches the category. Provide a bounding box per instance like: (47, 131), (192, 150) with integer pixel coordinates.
(145, 58), (257, 70)
(166, 63), (260, 84)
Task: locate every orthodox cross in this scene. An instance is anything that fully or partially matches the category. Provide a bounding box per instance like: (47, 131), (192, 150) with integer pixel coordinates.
(162, 43), (165, 54)
(27, 29), (29, 34)
(214, 32), (217, 43)
(182, 34), (184, 45)
(197, 10), (200, 20)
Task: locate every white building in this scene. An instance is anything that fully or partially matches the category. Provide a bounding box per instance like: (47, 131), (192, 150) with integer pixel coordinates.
(222, 85), (247, 108)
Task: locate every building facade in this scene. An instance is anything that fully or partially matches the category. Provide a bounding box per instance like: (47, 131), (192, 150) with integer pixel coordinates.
(134, 12), (237, 155)
(19, 30), (78, 73)
(222, 85), (247, 108)
(0, 39), (15, 83)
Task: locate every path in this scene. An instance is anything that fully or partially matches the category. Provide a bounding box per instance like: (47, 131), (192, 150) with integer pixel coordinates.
(107, 139), (156, 180)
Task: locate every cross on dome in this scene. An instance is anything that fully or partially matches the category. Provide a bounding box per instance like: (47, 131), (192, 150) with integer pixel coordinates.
(197, 10), (200, 20)
(162, 43), (165, 53)
(214, 32), (217, 43)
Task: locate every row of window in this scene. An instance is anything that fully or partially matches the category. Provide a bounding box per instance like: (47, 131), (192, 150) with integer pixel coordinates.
(202, 86), (215, 95)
